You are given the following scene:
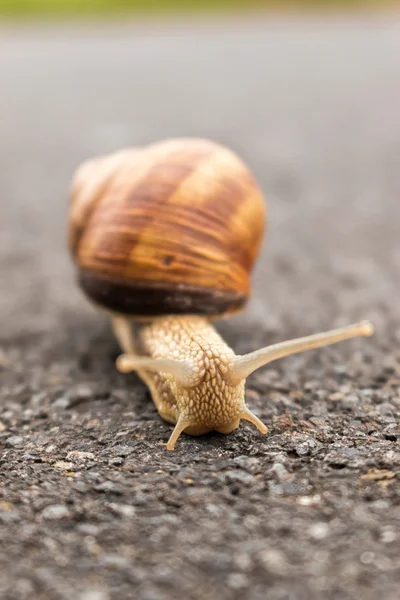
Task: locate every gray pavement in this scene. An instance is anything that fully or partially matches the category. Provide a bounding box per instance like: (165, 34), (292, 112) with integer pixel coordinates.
(0, 16), (399, 600)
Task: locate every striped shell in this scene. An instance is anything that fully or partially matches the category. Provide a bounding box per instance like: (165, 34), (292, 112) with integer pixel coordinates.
(69, 138), (266, 318)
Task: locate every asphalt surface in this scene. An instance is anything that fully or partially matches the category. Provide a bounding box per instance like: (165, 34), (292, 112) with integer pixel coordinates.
(0, 16), (400, 600)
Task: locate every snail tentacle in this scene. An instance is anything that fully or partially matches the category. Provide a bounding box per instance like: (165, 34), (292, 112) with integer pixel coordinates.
(229, 321), (375, 383)
(116, 354), (197, 388)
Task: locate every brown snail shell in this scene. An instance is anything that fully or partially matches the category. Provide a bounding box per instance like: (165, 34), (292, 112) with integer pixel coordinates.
(69, 138), (266, 318)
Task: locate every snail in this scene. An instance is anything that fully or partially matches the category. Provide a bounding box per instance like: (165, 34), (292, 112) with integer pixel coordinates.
(69, 138), (374, 450)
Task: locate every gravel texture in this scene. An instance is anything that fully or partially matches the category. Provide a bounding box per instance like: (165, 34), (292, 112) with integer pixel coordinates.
(0, 16), (399, 600)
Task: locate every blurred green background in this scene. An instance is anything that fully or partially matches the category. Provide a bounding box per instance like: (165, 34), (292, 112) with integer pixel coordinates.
(0, 0), (397, 17)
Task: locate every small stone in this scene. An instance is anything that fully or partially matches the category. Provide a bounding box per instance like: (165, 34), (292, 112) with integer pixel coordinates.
(0, 421), (6, 432)
(42, 504), (70, 520)
(278, 413), (294, 428)
(233, 552), (252, 572)
(100, 555), (131, 569)
(54, 386), (94, 409)
(328, 392), (344, 401)
(1, 410), (13, 421)
(380, 529), (397, 544)
(66, 451), (95, 461)
(77, 523), (102, 536)
(342, 394), (360, 409)
(232, 456), (260, 470)
(289, 390), (304, 401)
(76, 384), (94, 396)
(360, 551), (375, 564)
(94, 481), (121, 493)
(324, 448), (362, 467)
(304, 380), (319, 390)
(225, 470), (255, 485)
(297, 494), (321, 506)
(206, 504), (223, 517)
(54, 461), (74, 471)
(270, 462), (292, 482)
(108, 503), (135, 518)
(339, 384), (353, 394)
(376, 402), (395, 415)
(384, 450), (400, 465)
(295, 437), (317, 456)
(6, 435), (24, 447)
(30, 392), (47, 407)
(371, 500), (391, 511)
(257, 548), (288, 576)
(227, 573), (249, 590)
(108, 457), (124, 466)
(308, 522), (330, 540)
(111, 444), (135, 457)
(53, 396), (71, 409)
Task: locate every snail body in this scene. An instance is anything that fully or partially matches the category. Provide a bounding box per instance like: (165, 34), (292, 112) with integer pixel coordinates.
(116, 316), (264, 450)
(69, 138), (373, 450)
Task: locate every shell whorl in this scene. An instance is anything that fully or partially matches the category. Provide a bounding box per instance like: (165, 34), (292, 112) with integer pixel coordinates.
(69, 138), (266, 318)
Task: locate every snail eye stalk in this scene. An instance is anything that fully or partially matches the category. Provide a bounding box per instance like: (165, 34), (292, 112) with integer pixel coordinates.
(229, 321), (374, 383)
